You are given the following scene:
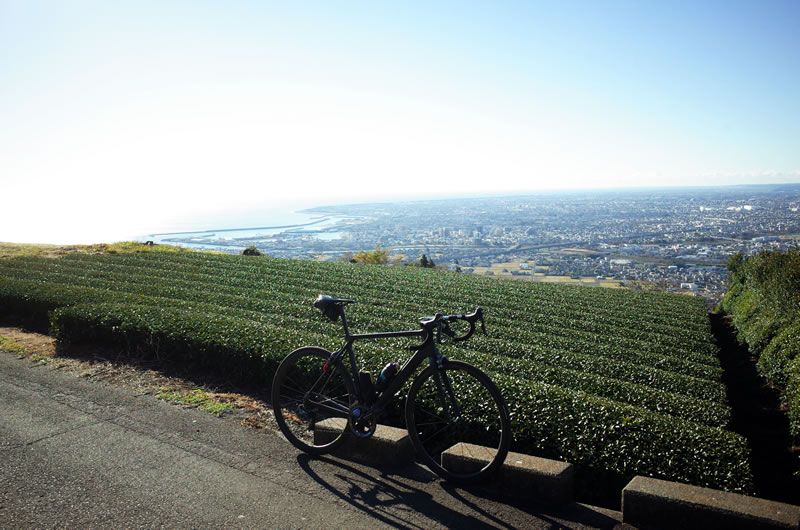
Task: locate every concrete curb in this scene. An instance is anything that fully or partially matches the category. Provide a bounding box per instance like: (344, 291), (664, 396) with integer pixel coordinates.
(314, 418), (414, 466)
(622, 476), (800, 530)
(442, 442), (574, 505)
(316, 422), (800, 529)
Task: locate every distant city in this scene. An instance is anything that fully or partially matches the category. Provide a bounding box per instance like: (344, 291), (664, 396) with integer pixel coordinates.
(150, 184), (800, 305)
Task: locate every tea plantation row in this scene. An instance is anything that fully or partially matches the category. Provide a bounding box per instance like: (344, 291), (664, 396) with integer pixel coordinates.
(0, 251), (751, 494)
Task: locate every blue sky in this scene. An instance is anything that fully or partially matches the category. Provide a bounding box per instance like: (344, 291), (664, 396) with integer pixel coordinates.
(1, 1), (798, 243)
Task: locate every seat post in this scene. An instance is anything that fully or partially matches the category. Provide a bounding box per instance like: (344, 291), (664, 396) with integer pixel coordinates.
(339, 305), (352, 340)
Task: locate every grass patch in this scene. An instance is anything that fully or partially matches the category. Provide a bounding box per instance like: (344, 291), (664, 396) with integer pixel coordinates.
(86, 242), (202, 254)
(0, 335), (25, 354)
(156, 387), (237, 416)
(0, 241), (203, 259)
(0, 243), (61, 258)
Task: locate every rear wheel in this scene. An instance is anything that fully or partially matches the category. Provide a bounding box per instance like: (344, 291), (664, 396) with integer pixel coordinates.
(405, 360), (511, 484)
(271, 347), (354, 455)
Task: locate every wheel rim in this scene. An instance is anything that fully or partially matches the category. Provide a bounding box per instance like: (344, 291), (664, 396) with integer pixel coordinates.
(408, 363), (509, 481)
(275, 351), (351, 449)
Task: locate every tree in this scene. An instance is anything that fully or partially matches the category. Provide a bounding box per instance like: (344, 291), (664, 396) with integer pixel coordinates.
(353, 245), (389, 265)
(241, 245), (262, 256)
(419, 254), (436, 268)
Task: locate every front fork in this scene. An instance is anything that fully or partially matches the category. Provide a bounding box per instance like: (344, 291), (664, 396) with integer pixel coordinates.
(429, 351), (463, 423)
(322, 350), (375, 438)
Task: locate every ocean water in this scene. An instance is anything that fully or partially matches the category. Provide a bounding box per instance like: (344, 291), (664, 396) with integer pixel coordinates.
(140, 201), (355, 251)
(147, 203), (322, 235)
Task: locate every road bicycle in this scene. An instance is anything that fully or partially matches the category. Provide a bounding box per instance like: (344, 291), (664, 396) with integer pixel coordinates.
(271, 294), (511, 484)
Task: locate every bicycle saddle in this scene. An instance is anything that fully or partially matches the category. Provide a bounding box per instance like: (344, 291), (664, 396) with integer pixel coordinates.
(314, 294), (355, 321)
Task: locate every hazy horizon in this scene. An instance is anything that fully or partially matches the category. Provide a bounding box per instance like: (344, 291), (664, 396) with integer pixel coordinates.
(2, 1), (798, 244)
(5, 181), (798, 246)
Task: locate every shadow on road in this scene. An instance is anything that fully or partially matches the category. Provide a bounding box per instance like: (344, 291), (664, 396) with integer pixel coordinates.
(440, 483), (621, 530)
(296, 454), (621, 529)
(297, 454), (466, 528)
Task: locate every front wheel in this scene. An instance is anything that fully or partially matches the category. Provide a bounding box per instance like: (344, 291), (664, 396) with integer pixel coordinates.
(271, 347), (354, 455)
(405, 360), (511, 484)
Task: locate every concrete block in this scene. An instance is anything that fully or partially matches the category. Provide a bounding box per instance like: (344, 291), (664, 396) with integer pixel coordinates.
(441, 442), (574, 505)
(622, 475), (800, 530)
(314, 418), (413, 466)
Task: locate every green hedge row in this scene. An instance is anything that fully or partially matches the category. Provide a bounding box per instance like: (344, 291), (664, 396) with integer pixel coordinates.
(47, 300), (749, 493)
(720, 249), (800, 440)
(0, 251), (745, 492)
(0, 273), (729, 425)
(16, 252), (715, 347)
(497, 374), (751, 494)
(51, 303), (335, 382)
(0, 254), (726, 400)
(787, 356), (800, 439)
(0, 270), (725, 403)
(127, 250), (712, 331)
(0, 256), (721, 379)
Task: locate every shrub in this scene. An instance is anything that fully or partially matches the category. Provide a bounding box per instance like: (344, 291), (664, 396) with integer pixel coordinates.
(785, 355), (800, 440)
(51, 303), (333, 384)
(497, 375), (752, 494)
(738, 305), (782, 357)
(722, 249), (800, 447)
(758, 322), (800, 386)
(241, 245), (263, 256)
(352, 245), (389, 265)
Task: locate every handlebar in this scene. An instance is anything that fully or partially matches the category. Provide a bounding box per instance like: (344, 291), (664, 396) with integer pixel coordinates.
(419, 307), (486, 344)
(314, 294), (486, 349)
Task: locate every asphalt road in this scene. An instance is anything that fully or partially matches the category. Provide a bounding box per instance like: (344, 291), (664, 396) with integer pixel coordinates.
(0, 353), (624, 528)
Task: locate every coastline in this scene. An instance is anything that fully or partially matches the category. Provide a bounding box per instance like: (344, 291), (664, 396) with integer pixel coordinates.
(147, 217), (332, 237)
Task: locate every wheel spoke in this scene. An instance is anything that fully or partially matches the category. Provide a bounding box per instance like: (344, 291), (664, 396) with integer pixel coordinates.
(406, 361), (510, 484)
(272, 348), (352, 454)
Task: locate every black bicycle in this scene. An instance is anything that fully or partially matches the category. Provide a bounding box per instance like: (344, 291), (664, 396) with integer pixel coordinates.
(271, 294), (511, 484)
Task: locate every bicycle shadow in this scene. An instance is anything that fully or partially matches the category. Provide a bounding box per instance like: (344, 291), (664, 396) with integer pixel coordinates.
(295, 454), (613, 529)
(439, 482), (622, 530)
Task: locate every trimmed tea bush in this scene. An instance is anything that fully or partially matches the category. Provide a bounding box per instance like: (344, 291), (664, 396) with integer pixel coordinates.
(0, 251), (749, 493)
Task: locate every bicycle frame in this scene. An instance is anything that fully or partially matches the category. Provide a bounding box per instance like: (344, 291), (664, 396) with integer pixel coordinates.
(334, 308), (439, 410)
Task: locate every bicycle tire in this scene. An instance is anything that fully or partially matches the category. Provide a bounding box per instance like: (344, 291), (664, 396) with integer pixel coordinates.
(405, 360), (511, 484)
(271, 347), (354, 455)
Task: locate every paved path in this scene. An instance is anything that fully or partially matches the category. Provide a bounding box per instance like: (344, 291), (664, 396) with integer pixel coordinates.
(0, 353), (624, 528)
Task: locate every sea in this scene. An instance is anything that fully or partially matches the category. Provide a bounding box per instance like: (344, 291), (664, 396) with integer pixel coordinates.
(139, 201), (352, 252)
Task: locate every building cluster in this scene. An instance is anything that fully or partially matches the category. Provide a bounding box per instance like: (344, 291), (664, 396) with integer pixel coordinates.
(162, 184), (800, 303)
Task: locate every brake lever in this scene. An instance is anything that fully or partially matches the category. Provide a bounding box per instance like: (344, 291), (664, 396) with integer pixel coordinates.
(477, 308), (487, 336)
(441, 321), (456, 342)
